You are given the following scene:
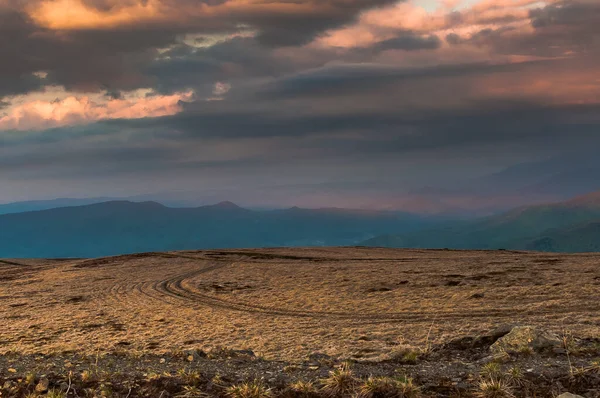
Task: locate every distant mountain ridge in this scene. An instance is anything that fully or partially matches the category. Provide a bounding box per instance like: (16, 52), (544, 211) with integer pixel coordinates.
(0, 200), (432, 258)
(3, 191), (600, 258)
(361, 191), (600, 252)
(0, 197), (117, 215)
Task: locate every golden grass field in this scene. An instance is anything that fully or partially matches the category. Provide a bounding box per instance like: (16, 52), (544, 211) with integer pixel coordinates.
(1, 247), (600, 361)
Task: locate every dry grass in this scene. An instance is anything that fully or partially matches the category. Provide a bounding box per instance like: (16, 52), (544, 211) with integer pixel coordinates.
(320, 368), (357, 397)
(356, 376), (420, 398)
(1, 248), (600, 360)
(477, 378), (514, 398)
(287, 381), (319, 397)
(226, 380), (273, 398)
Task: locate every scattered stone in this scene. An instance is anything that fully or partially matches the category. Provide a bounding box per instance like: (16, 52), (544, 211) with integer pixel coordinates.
(490, 326), (561, 355)
(35, 377), (50, 393)
(307, 352), (331, 362)
(366, 286), (393, 292)
(473, 324), (514, 347)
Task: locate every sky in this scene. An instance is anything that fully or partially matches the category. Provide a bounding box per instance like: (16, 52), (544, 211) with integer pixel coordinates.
(1, 0), (599, 213)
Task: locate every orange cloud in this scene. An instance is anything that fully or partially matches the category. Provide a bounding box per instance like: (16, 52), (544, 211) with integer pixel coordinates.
(0, 89), (194, 131)
(26, 0), (341, 31)
(26, 0), (164, 30)
(315, 0), (553, 49)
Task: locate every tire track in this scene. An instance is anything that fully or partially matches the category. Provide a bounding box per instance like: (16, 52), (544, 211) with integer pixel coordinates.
(146, 263), (594, 322)
(99, 252), (597, 324)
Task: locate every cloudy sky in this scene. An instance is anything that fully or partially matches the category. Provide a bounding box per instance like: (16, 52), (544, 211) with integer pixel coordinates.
(1, 0), (599, 212)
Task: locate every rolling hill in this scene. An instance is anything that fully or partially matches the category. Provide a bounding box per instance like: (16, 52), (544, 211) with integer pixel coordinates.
(362, 191), (600, 252)
(0, 197), (116, 215)
(0, 200), (431, 258)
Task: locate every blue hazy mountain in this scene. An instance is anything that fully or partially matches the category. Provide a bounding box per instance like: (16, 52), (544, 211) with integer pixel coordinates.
(362, 191), (600, 252)
(0, 198), (117, 215)
(0, 201), (433, 258)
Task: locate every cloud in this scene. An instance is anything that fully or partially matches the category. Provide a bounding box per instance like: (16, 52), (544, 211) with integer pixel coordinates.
(0, 88), (193, 130)
(2, 0), (600, 210)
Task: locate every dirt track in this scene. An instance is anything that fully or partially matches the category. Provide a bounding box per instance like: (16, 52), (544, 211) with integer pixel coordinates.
(1, 248), (600, 360)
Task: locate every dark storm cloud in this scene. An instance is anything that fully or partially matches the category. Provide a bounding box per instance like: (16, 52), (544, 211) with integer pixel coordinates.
(0, 5), (170, 94)
(0, 0), (399, 96)
(145, 37), (300, 94)
(374, 33), (442, 51)
(3, 100), (600, 183)
(255, 60), (554, 100)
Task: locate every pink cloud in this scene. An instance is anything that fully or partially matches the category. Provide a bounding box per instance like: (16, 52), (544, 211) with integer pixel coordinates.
(314, 0), (554, 49)
(0, 90), (194, 131)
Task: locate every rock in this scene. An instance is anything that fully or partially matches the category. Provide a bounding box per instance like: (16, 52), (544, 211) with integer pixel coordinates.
(307, 352), (331, 361)
(556, 393), (585, 398)
(35, 377), (50, 393)
(490, 326), (561, 355)
(473, 324), (514, 347)
(446, 336), (475, 350)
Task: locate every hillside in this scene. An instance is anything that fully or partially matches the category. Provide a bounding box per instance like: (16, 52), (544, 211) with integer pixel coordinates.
(0, 197), (116, 215)
(526, 222), (600, 252)
(0, 201), (430, 258)
(362, 191), (600, 251)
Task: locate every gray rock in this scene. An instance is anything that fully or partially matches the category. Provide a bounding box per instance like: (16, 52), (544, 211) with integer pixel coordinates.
(473, 324), (514, 347)
(490, 326), (561, 355)
(556, 393), (585, 398)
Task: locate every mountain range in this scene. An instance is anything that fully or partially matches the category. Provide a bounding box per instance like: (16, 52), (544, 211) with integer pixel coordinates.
(362, 191), (600, 252)
(0, 201), (431, 258)
(1, 191), (600, 258)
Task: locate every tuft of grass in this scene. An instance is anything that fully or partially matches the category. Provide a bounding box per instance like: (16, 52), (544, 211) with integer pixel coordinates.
(478, 378), (514, 398)
(176, 385), (210, 397)
(480, 362), (502, 379)
(396, 377), (420, 398)
(402, 351), (420, 364)
(177, 368), (203, 386)
(226, 380), (272, 398)
(389, 347), (421, 364)
(356, 376), (399, 398)
(46, 390), (67, 398)
(505, 366), (525, 387)
(320, 368), (358, 397)
(288, 380), (319, 397)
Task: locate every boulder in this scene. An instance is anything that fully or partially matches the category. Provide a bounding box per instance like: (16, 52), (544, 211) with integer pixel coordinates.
(556, 393), (585, 398)
(473, 324), (514, 347)
(490, 326), (561, 355)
